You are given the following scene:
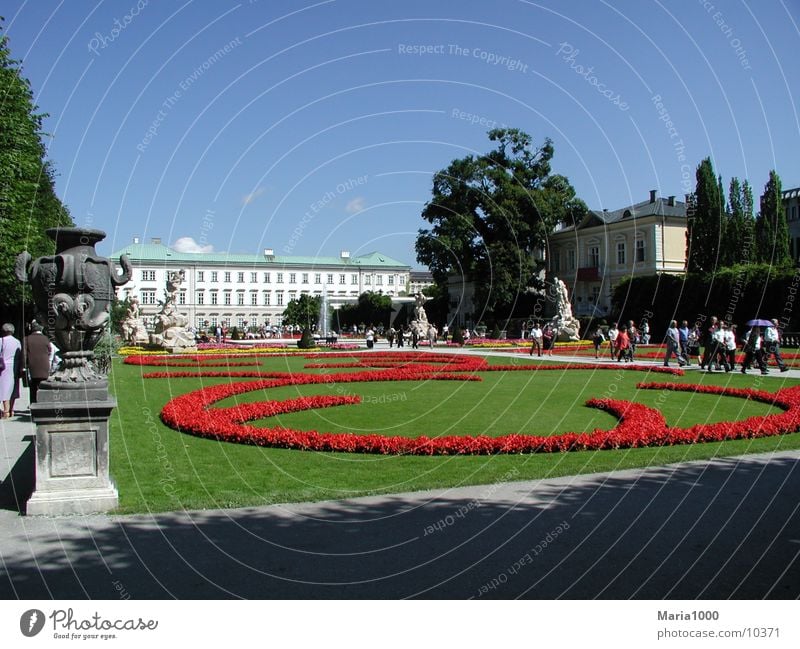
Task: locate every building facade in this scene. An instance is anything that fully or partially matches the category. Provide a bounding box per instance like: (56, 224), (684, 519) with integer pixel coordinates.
(112, 238), (411, 330)
(547, 190), (688, 316)
(785, 187), (800, 262)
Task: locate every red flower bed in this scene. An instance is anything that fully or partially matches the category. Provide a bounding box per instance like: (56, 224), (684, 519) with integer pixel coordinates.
(138, 351), (800, 455)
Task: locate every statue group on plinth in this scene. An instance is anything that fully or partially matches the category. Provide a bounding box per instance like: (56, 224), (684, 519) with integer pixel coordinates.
(547, 277), (581, 342)
(410, 292), (430, 338)
(149, 269), (195, 351)
(120, 291), (149, 345)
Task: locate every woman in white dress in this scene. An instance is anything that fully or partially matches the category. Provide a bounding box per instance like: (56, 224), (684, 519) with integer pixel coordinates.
(0, 323), (23, 418)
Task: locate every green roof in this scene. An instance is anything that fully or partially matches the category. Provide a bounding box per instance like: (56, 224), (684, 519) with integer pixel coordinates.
(110, 242), (410, 269)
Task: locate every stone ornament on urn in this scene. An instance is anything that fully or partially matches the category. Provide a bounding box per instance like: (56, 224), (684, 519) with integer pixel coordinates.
(16, 227), (132, 385)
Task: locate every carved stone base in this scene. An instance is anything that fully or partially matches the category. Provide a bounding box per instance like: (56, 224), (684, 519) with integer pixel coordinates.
(26, 386), (118, 516)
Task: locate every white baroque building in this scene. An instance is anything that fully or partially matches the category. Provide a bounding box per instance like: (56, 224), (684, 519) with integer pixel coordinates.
(111, 237), (411, 330)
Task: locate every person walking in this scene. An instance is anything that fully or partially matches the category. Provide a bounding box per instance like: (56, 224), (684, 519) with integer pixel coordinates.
(387, 327), (396, 348)
(663, 320), (686, 367)
(616, 326), (631, 362)
(592, 326), (605, 359)
(542, 324), (555, 356)
(700, 316), (719, 371)
(678, 320), (690, 365)
(724, 323), (738, 371)
(741, 327), (768, 375)
(764, 319), (789, 372)
(24, 322), (52, 404)
(0, 323), (23, 418)
(529, 322), (543, 357)
(712, 322), (731, 372)
(607, 323), (619, 360)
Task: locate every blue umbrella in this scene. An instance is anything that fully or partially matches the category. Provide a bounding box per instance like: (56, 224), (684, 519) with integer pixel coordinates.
(746, 319), (773, 327)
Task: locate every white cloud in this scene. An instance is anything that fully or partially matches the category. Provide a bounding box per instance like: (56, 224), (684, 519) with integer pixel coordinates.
(172, 236), (214, 253)
(242, 187), (265, 205)
(345, 196), (366, 213)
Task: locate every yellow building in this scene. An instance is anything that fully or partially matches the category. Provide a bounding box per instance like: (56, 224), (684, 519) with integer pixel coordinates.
(547, 190), (688, 316)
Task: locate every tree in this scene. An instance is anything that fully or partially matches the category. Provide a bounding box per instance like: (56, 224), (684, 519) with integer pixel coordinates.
(723, 177), (756, 265)
(281, 294), (322, 329)
(337, 292), (392, 329)
(416, 128), (587, 319)
(686, 158), (725, 274)
(756, 170), (790, 266)
(0, 20), (73, 322)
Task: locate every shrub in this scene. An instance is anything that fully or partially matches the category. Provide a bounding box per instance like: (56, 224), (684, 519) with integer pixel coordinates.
(297, 328), (316, 349)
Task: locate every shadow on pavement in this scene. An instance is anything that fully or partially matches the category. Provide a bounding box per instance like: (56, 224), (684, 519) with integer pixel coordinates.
(1, 452), (798, 599)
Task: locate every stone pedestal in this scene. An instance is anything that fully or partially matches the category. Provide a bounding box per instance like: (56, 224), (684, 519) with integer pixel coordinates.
(26, 383), (118, 516)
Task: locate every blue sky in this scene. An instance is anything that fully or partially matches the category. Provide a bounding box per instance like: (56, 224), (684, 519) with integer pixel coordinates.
(3, 0), (799, 267)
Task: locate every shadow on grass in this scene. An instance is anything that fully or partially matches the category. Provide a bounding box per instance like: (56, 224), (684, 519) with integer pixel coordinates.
(1, 453), (799, 599)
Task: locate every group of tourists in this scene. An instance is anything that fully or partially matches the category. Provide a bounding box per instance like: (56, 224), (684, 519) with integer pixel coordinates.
(0, 321), (60, 419)
(527, 323), (558, 356)
(586, 316), (789, 374)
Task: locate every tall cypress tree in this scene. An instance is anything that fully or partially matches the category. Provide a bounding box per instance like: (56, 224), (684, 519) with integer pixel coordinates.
(756, 170), (790, 266)
(687, 158), (724, 274)
(725, 177), (755, 264)
(0, 20), (73, 320)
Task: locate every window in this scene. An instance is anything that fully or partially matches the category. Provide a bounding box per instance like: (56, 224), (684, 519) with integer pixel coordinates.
(351, 274), (358, 285)
(339, 274), (346, 285)
(237, 292), (244, 306)
(617, 241), (626, 265)
(211, 271), (218, 283)
(224, 272), (231, 282)
(592, 286), (601, 303)
(636, 239), (645, 262)
(197, 271), (205, 282)
(263, 272), (271, 283)
(263, 291), (271, 306)
(224, 291), (232, 305)
(251, 272), (257, 283)
(237, 272), (244, 283)
(552, 251), (560, 272)
(140, 290), (157, 304)
(567, 249), (576, 270)
(289, 273), (296, 284)
(277, 272), (284, 283)
(178, 290), (186, 305)
(376, 275), (383, 285)
(276, 292), (284, 306)
(588, 246), (599, 268)
(210, 317), (218, 327)
(388, 275), (394, 285)
(237, 317), (245, 328)
(365, 275), (372, 286)
(302, 273), (309, 284)
(210, 291), (218, 305)
(141, 270), (156, 282)
(314, 273), (321, 284)
(327, 273), (334, 284)
(250, 292), (258, 306)
(196, 317), (205, 330)
(196, 291), (204, 305)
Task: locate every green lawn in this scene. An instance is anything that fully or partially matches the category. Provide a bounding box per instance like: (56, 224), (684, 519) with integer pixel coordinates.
(108, 353), (800, 513)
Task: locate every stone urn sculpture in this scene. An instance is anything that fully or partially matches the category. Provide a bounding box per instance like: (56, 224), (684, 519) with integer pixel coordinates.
(16, 227), (132, 385)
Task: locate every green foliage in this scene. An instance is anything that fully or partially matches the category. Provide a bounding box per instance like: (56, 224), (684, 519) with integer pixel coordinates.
(0, 22), (73, 320)
(612, 265), (800, 338)
(282, 294), (322, 329)
(451, 325), (464, 345)
(416, 128), (587, 319)
(687, 158), (725, 274)
(338, 292), (392, 329)
(109, 295), (129, 336)
(756, 170), (790, 267)
(490, 324), (502, 339)
(723, 177), (756, 266)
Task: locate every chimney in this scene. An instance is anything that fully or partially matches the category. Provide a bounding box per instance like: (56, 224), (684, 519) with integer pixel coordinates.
(340, 250), (350, 259)
(649, 189), (657, 203)
(151, 237), (161, 244)
(133, 236), (140, 244)
(264, 248), (274, 258)
(668, 195), (675, 206)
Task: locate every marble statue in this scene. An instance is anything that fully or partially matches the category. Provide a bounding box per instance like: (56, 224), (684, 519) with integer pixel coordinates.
(551, 277), (581, 342)
(120, 291), (149, 345)
(149, 269), (195, 351)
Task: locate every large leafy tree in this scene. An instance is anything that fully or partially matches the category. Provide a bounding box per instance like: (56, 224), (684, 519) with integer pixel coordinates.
(0, 21), (73, 320)
(282, 294), (322, 329)
(415, 128), (587, 319)
(686, 157), (725, 274)
(337, 292), (392, 329)
(756, 170), (790, 266)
